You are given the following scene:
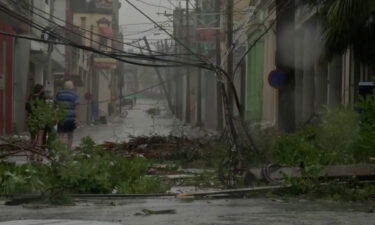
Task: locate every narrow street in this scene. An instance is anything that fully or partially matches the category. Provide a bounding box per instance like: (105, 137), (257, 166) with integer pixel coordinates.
(0, 0), (374, 224)
(73, 99), (178, 146)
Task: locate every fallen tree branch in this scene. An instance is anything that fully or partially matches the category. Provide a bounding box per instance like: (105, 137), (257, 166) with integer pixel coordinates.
(0, 137), (50, 160)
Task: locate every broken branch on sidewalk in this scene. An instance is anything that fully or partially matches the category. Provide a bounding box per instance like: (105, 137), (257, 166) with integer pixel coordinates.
(0, 137), (49, 160)
(102, 135), (216, 161)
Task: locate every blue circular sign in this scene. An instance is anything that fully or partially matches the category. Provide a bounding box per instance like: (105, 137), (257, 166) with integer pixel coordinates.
(268, 70), (286, 89)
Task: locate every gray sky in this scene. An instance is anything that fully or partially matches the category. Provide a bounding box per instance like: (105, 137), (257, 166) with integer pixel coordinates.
(119, 0), (181, 51)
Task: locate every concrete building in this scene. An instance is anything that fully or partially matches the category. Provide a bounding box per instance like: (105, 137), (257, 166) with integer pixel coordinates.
(0, 0), (32, 135)
(242, 0), (374, 131)
(244, 0), (278, 129)
(72, 0), (122, 123)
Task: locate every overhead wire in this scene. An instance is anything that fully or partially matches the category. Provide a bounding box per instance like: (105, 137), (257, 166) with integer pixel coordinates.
(5, 0), (208, 67)
(123, 0), (213, 68)
(12, 0), (194, 61)
(134, 0), (173, 10)
(0, 4), (209, 69)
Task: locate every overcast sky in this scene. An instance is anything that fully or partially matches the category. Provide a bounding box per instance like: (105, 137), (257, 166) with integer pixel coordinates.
(119, 0), (182, 51)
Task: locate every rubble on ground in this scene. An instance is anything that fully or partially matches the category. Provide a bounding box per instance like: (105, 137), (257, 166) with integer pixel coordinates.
(102, 135), (212, 160)
(0, 137), (47, 160)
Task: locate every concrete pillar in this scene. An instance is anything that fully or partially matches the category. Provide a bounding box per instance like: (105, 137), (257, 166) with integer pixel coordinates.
(328, 55), (343, 107)
(314, 23), (328, 109)
(294, 30), (304, 125)
(302, 24), (315, 122)
(13, 38), (31, 133)
(276, 0), (296, 131)
(314, 60), (328, 108)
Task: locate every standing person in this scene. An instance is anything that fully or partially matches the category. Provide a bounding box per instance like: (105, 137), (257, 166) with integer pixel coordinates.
(55, 80), (80, 149)
(25, 84), (46, 161)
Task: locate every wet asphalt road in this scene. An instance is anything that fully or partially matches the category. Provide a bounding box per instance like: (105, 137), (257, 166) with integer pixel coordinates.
(74, 99), (178, 146)
(2, 99), (374, 224)
(0, 197), (374, 225)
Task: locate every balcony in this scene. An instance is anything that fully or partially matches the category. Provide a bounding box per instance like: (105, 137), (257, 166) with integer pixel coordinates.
(0, 0), (30, 33)
(72, 0), (113, 14)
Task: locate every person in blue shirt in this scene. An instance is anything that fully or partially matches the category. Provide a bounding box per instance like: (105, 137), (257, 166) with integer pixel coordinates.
(55, 80), (80, 149)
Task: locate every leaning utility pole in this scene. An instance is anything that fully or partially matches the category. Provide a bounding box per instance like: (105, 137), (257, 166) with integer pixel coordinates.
(46, 0), (55, 98)
(174, 7), (184, 120)
(143, 37), (174, 113)
(216, 0), (223, 130)
(87, 24), (95, 125)
(185, 0), (191, 123)
(226, 0), (234, 110)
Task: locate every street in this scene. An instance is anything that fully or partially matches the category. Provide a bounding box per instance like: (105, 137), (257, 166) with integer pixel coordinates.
(0, 0), (374, 224)
(2, 98), (373, 224)
(0, 197), (373, 225)
(74, 99), (178, 146)
(73, 98), (213, 146)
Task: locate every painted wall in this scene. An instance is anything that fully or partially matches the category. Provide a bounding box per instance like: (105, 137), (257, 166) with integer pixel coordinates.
(73, 12), (114, 120)
(13, 38), (31, 133)
(246, 31), (264, 123)
(261, 8), (278, 128)
(98, 69), (112, 117)
(0, 23), (14, 136)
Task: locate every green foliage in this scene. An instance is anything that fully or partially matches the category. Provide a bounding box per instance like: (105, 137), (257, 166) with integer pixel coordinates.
(274, 106), (365, 167)
(273, 95), (375, 200)
(118, 176), (165, 194)
(0, 162), (45, 194)
(27, 99), (66, 134)
(355, 94), (375, 161)
(323, 183), (375, 202)
(0, 137), (164, 203)
(172, 138), (227, 168)
(47, 137), (161, 195)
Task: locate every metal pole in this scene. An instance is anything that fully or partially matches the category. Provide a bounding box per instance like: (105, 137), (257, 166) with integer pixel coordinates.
(46, 0), (55, 98)
(216, 0), (223, 130)
(226, 0), (234, 110)
(185, 0), (191, 123)
(87, 25), (94, 125)
(196, 0), (202, 126)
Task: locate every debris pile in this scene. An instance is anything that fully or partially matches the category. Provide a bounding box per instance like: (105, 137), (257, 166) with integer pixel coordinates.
(102, 135), (209, 160)
(0, 137), (47, 160)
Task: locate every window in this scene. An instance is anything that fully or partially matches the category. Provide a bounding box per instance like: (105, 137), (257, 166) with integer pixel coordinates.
(99, 37), (108, 48)
(45, 0), (49, 5)
(80, 17), (87, 28)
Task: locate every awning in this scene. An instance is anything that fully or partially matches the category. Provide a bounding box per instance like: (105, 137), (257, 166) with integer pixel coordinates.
(99, 26), (114, 38)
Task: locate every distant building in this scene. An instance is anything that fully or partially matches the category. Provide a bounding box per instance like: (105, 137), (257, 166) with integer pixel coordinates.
(72, 0), (123, 122)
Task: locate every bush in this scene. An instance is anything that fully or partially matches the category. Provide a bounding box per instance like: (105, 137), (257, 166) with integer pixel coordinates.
(0, 137), (164, 203)
(27, 99), (65, 135)
(272, 96), (375, 200)
(355, 94), (375, 162)
(273, 104), (371, 168)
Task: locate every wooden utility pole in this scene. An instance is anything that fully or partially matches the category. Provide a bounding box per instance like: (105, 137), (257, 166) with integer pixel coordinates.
(87, 24), (94, 124)
(185, 0), (191, 123)
(226, 0), (234, 110)
(164, 39), (173, 108)
(143, 37), (174, 113)
(216, 0), (223, 130)
(173, 8), (183, 119)
(178, 8), (184, 120)
(46, 0), (55, 98)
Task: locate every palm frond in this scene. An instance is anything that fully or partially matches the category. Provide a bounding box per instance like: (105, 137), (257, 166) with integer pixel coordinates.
(304, 0), (375, 65)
